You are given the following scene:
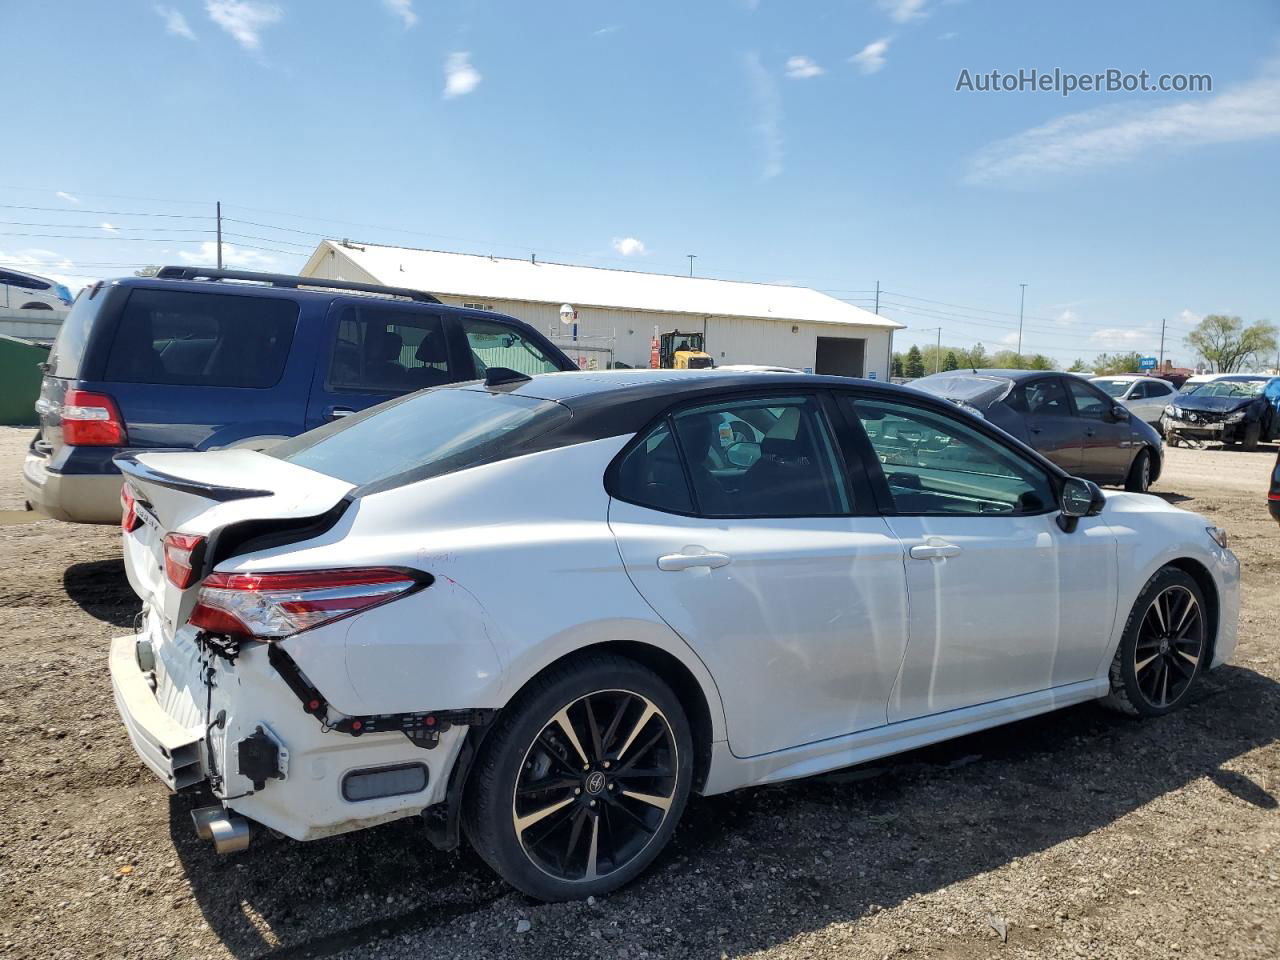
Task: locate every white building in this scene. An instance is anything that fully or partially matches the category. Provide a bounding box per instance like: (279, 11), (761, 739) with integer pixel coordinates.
(300, 240), (902, 378)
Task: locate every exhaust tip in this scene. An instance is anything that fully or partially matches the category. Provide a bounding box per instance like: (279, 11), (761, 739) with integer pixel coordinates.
(191, 806), (251, 854)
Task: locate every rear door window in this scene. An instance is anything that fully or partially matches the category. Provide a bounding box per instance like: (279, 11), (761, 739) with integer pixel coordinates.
(461, 316), (564, 377)
(328, 303), (455, 392)
(1022, 378), (1071, 416)
(103, 289), (298, 388)
(48, 285), (108, 378)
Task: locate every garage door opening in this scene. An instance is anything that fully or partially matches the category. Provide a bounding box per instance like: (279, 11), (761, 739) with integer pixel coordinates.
(814, 337), (865, 377)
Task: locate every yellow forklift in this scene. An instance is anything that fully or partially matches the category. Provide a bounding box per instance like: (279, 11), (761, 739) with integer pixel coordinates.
(658, 330), (715, 369)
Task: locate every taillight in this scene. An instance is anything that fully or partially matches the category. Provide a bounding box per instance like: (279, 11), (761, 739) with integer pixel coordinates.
(62, 389), (125, 446)
(188, 568), (419, 640)
(163, 532), (205, 588)
(120, 484), (141, 534)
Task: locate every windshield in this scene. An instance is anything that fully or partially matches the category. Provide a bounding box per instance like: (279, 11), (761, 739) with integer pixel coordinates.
(272, 387), (569, 488)
(1092, 379), (1134, 398)
(1182, 379), (1265, 399)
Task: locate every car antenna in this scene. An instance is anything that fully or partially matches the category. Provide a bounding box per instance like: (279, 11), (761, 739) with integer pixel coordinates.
(483, 367), (533, 390)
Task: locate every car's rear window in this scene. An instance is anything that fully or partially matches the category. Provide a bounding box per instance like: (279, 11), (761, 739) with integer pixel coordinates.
(48, 285), (108, 379)
(272, 387), (570, 489)
(103, 288), (298, 388)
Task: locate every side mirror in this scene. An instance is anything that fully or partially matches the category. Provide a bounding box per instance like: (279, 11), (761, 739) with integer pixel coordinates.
(1108, 404), (1129, 422)
(1058, 477), (1105, 531)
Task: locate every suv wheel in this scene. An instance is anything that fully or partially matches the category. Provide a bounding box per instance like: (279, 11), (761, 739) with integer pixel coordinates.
(463, 654), (693, 901)
(1103, 566), (1208, 717)
(1124, 448), (1152, 492)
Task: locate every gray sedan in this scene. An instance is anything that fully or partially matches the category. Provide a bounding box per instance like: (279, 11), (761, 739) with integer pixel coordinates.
(909, 369), (1163, 492)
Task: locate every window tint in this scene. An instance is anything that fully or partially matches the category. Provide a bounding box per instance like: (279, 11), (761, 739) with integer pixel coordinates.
(1067, 379), (1110, 420)
(847, 397), (1055, 516)
(462, 317), (562, 377)
(329, 303), (454, 393)
(274, 388), (567, 488)
(613, 421), (694, 513)
(1148, 381), (1173, 396)
(49, 284), (107, 378)
(672, 395), (849, 517)
(103, 289), (297, 388)
(1023, 378), (1070, 415)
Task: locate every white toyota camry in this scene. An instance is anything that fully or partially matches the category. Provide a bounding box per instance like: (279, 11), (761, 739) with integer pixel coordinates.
(110, 369), (1240, 901)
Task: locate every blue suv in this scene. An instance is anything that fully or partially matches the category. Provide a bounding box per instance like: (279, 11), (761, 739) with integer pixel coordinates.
(23, 267), (576, 523)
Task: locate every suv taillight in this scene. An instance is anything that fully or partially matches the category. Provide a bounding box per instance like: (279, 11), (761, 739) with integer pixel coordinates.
(121, 484), (141, 534)
(163, 532), (204, 588)
(62, 389), (125, 446)
(188, 568), (419, 640)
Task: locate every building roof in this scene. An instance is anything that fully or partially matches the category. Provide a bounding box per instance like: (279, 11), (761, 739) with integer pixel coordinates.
(302, 240), (902, 330)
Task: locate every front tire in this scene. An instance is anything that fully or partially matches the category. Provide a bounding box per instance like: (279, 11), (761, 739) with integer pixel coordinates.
(1104, 567), (1208, 717)
(1124, 447), (1152, 492)
(463, 654), (693, 901)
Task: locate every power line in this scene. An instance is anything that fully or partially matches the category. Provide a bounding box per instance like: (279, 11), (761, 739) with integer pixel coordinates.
(0, 203), (209, 220)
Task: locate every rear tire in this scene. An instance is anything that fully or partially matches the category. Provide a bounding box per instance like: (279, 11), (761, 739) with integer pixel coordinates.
(1124, 448), (1152, 492)
(1103, 567), (1208, 717)
(463, 654), (693, 901)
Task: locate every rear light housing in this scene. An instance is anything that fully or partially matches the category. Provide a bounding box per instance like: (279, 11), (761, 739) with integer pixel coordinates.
(163, 533), (205, 588)
(188, 568), (422, 640)
(62, 389), (126, 446)
(120, 484), (141, 534)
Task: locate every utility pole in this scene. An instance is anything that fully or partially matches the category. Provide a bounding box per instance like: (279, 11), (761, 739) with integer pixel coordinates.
(874, 280), (880, 316)
(1158, 317), (1166, 370)
(216, 200), (223, 269)
(1017, 282), (1027, 358)
(936, 326), (942, 373)
(687, 254), (696, 277)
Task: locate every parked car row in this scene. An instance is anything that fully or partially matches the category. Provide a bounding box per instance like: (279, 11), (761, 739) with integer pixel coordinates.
(907, 369), (1163, 492)
(22, 267), (578, 523)
(109, 367), (1239, 900)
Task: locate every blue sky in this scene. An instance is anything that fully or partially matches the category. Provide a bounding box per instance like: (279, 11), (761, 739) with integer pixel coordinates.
(2, 0), (1277, 367)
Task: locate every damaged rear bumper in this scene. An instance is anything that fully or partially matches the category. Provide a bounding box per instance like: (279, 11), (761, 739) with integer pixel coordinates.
(108, 624), (470, 842)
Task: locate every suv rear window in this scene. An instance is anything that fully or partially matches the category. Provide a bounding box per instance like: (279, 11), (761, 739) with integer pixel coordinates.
(103, 288), (298, 388)
(272, 387), (570, 490)
(48, 285), (107, 378)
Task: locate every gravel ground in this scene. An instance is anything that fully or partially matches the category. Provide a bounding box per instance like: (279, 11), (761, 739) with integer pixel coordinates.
(0, 426), (1276, 960)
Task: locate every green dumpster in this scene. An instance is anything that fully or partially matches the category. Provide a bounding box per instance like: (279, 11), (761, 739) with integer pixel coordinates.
(0, 335), (49, 426)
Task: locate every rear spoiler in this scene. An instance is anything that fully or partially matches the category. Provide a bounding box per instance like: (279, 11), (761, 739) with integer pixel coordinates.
(153, 266), (442, 304)
(114, 453), (273, 503)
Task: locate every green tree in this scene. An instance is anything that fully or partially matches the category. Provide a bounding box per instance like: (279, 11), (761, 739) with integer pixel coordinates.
(942, 350), (959, 371)
(891, 354), (904, 378)
(1027, 354), (1056, 370)
(904, 344), (925, 379)
(1186, 315), (1279, 372)
(1093, 351), (1143, 375)
(990, 350), (1025, 368)
(965, 342), (988, 368)
(1067, 357), (1090, 372)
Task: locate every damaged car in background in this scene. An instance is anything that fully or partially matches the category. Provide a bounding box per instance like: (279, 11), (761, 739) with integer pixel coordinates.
(1160, 374), (1280, 450)
(110, 369), (1239, 901)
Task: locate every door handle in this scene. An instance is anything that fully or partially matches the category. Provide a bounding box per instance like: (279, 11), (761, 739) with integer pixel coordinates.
(909, 542), (961, 560)
(1029, 426), (1042, 434)
(326, 406), (355, 421)
(657, 550), (731, 571)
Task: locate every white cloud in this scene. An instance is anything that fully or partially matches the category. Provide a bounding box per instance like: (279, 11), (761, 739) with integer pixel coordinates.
(745, 52), (783, 179)
(100, 222), (119, 234)
(155, 5), (197, 39)
(938, 31), (958, 41)
(205, 0), (282, 51)
(1177, 308), (1203, 326)
(178, 241), (278, 269)
(612, 237), (647, 257)
(443, 52), (482, 99)
(382, 0), (417, 29)
(55, 191), (80, 205)
(0, 248), (83, 290)
(785, 56), (825, 79)
(879, 0), (928, 23)
(1090, 327), (1148, 349)
(1055, 309), (1077, 326)
(850, 38), (890, 75)
(967, 57), (1280, 185)
(593, 25), (620, 36)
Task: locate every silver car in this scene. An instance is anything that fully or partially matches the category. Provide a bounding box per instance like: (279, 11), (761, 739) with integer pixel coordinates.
(1090, 375), (1178, 425)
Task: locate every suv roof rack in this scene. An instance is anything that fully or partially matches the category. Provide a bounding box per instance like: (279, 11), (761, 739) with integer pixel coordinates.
(153, 266), (442, 304)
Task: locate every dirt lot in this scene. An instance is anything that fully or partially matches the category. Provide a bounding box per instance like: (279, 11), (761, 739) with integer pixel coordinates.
(0, 427), (1276, 960)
